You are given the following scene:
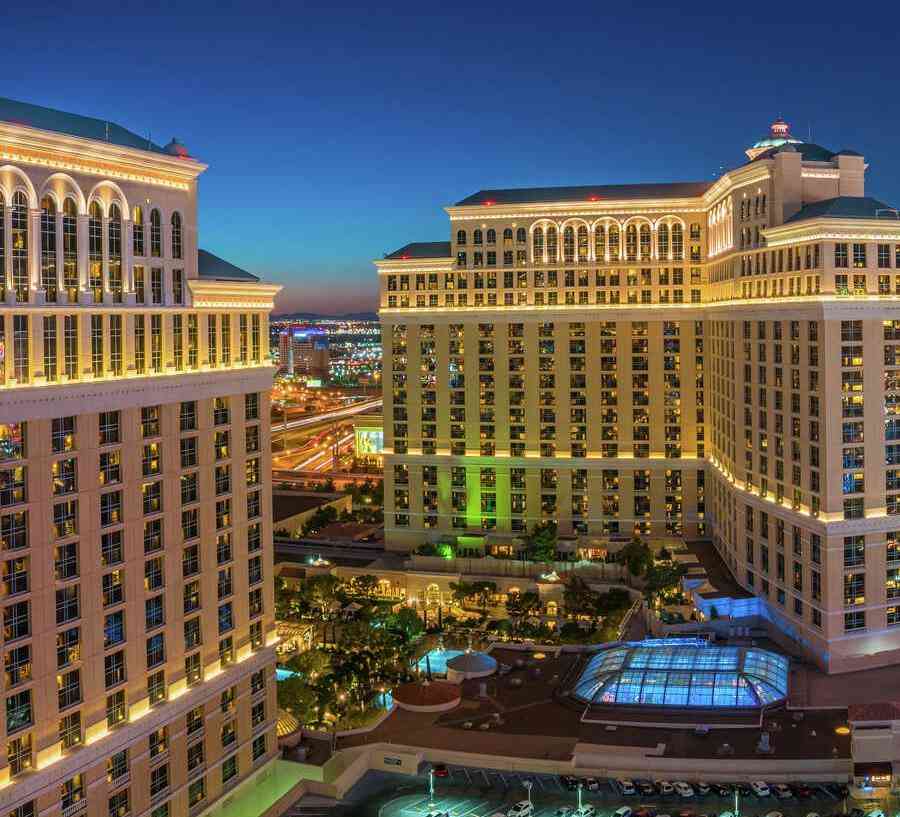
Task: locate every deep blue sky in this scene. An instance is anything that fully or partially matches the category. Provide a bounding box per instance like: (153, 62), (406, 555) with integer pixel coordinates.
(8, 1), (900, 313)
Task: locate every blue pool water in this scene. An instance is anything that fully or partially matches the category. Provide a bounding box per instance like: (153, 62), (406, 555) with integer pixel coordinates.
(276, 667), (297, 682)
(416, 648), (464, 676)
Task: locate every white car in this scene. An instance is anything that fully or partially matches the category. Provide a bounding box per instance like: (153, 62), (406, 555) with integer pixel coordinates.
(657, 781), (675, 796)
(619, 779), (637, 795)
(507, 803), (534, 817)
(751, 781), (771, 797)
(675, 782), (695, 798)
(585, 777), (601, 791)
(804, 813), (821, 817)
(773, 784), (792, 800)
(574, 807), (596, 817)
(614, 808), (633, 817)
(697, 782), (711, 796)
(764, 812), (783, 817)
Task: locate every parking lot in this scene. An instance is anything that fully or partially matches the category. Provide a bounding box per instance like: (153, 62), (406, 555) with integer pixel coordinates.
(355, 765), (876, 817)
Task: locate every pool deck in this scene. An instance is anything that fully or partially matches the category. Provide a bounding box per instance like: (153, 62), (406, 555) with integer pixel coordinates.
(336, 648), (851, 764)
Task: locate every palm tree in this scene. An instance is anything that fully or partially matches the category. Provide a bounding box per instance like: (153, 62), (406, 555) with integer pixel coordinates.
(505, 590), (542, 634)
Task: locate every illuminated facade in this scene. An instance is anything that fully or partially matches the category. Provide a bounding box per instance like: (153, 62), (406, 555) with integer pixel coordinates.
(0, 99), (281, 817)
(377, 118), (900, 673)
(277, 326), (329, 379)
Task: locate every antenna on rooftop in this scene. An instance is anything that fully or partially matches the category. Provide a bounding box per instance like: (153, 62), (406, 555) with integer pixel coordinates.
(808, 123), (812, 142)
(105, 121), (110, 142)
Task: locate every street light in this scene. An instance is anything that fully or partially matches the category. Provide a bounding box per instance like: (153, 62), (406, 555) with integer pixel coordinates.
(428, 768), (435, 807)
(577, 781), (583, 811)
(524, 779), (533, 807)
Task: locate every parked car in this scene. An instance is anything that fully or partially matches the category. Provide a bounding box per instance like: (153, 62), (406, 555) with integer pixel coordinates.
(696, 783), (711, 796)
(848, 808), (865, 817)
(763, 811), (784, 817)
(791, 784), (813, 799)
(637, 780), (657, 796)
(675, 782), (695, 798)
(865, 810), (885, 817)
(751, 781), (771, 797)
(657, 781), (675, 796)
(560, 775), (578, 791)
(431, 763), (449, 778)
(574, 807), (596, 817)
(507, 803), (534, 817)
(620, 779), (637, 795)
(826, 783), (849, 799)
(804, 812), (821, 817)
(713, 784), (731, 797)
(614, 808), (633, 817)
(425, 812), (449, 817)
(585, 777), (601, 792)
(556, 808), (574, 817)
(735, 784), (752, 797)
(773, 784), (793, 799)
(634, 808), (657, 817)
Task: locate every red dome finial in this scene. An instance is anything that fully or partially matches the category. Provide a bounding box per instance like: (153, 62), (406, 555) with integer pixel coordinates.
(770, 118), (791, 139)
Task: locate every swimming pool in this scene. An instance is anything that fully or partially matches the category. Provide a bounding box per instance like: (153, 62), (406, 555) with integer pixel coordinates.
(276, 667), (297, 682)
(276, 667), (394, 710)
(416, 648), (465, 676)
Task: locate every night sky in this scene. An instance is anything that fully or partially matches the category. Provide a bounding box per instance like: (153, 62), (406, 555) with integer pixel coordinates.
(8, 1), (900, 314)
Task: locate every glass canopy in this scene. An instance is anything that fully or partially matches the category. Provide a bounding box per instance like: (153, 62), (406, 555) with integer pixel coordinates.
(573, 638), (788, 709)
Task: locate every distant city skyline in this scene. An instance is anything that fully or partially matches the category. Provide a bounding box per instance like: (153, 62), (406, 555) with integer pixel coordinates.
(7, 0), (900, 314)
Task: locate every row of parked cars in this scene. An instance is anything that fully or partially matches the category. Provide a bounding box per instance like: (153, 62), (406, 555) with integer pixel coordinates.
(557, 778), (849, 801)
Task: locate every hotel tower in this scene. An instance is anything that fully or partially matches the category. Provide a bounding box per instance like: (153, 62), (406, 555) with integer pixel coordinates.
(377, 119), (900, 674)
(0, 99), (280, 817)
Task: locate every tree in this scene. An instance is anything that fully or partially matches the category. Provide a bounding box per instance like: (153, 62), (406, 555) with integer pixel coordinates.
(385, 607), (424, 644)
(277, 673), (320, 725)
(505, 590), (542, 634)
(527, 521), (558, 563)
(471, 580), (497, 616)
(643, 561), (687, 604)
(449, 580), (475, 608)
(301, 505), (339, 536)
(351, 574), (378, 599)
(617, 537), (653, 577)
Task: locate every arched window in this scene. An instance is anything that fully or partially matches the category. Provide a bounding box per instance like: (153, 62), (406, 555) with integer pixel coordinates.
(171, 212), (183, 260)
(532, 227), (544, 262)
(150, 208), (161, 257)
(563, 226), (575, 263)
(577, 225), (588, 262)
(473, 229), (483, 246)
(424, 583), (442, 608)
(11, 191), (28, 302)
(658, 223), (669, 260)
(132, 206), (145, 256)
(503, 228), (513, 242)
(41, 196), (57, 302)
(0, 197), (4, 299)
(594, 225), (606, 260)
(608, 225), (620, 261)
(63, 198), (78, 301)
(546, 226), (557, 262)
(108, 203), (123, 303)
(671, 223), (683, 260)
(639, 223), (651, 261)
(625, 224), (638, 261)
(486, 228), (496, 244)
(88, 201), (103, 302)
(456, 229), (466, 245)
(516, 227), (526, 244)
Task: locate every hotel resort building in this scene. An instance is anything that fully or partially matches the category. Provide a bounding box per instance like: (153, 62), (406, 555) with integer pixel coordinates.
(0, 99), (280, 817)
(376, 118), (900, 674)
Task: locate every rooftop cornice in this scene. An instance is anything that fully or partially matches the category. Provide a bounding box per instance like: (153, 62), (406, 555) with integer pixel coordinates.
(0, 121), (207, 188)
(444, 198), (707, 221)
(763, 217), (900, 247)
(374, 257), (454, 273)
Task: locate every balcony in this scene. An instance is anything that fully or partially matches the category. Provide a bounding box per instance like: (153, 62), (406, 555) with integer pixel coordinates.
(62, 800), (87, 817)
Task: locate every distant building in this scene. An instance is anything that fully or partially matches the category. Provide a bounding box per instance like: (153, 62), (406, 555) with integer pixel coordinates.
(278, 325), (330, 379)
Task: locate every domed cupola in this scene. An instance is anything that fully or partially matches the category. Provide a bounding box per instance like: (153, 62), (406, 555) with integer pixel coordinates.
(163, 137), (191, 158)
(745, 117), (804, 160)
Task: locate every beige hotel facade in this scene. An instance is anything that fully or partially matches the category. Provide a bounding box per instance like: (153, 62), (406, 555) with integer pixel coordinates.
(0, 99), (280, 817)
(377, 119), (900, 674)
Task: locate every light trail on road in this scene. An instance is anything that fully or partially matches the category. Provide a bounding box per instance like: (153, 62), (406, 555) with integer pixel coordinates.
(274, 397), (382, 432)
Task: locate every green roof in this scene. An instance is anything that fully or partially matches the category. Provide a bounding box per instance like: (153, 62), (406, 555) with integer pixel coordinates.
(197, 249), (258, 282)
(0, 96), (168, 155)
(784, 196), (899, 224)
